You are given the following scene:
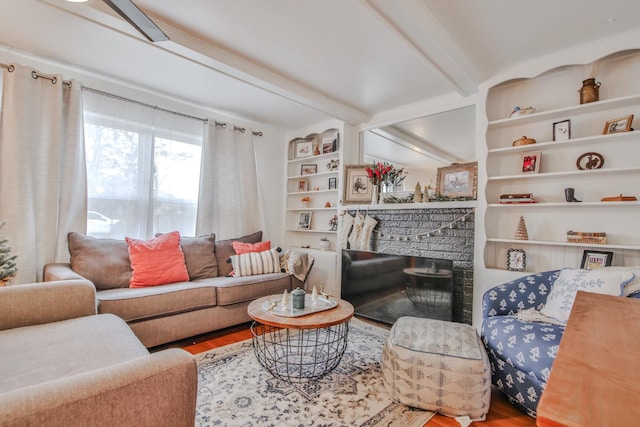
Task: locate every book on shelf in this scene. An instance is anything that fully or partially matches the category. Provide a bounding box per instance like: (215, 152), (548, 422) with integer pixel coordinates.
(566, 230), (607, 244)
(499, 193), (535, 204)
(566, 231), (607, 237)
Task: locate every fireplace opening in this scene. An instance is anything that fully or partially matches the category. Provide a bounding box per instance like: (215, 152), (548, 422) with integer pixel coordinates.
(341, 249), (453, 326)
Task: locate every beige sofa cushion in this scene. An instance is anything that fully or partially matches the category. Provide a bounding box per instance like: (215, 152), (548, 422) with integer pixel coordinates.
(0, 314), (148, 393)
(179, 234), (218, 279)
(68, 232), (132, 290)
(213, 272), (291, 306)
(214, 231), (263, 277)
(97, 281), (217, 322)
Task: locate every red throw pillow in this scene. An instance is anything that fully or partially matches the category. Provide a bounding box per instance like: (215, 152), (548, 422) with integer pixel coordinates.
(232, 240), (271, 255)
(125, 231), (190, 288)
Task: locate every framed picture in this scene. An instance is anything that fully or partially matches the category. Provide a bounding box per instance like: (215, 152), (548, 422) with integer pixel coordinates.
(553, 119), (571, 141)
(297, 211), (312, 230)
(297, 179), (308, 192)
(507, 248), (526, 272)
(520, 151), (541, 174)
(295, 139), (314, 158)
(328, 177), (337, 190)
(603, 114), (634, 134)
(343, 165), (373, 204)
(435, 162), (478, 199)
(322, 136), (336, 154)
(580, 250), (613, 270)
(300, 164), (317, 175)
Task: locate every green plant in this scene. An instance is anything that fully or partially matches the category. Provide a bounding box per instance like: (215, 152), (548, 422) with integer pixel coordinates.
(320, 237), (329, 241)
(0, 221), (17, 282)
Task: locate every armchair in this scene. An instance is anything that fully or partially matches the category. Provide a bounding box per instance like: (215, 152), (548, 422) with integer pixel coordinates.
(480, 270), (563, 417)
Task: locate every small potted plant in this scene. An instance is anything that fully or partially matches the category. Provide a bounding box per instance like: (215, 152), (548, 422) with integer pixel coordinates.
(319, 237), (330, 250)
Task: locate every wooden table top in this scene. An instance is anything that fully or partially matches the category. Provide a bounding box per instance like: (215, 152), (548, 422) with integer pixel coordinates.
(536, 291), (640, 427)
(247, 295), (354, 329)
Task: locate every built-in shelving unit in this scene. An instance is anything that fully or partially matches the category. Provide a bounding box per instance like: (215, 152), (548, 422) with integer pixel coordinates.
(483, 51), (640, 274)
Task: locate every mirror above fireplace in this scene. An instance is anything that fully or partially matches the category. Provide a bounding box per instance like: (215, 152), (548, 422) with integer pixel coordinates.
(360, 105), (476, 192)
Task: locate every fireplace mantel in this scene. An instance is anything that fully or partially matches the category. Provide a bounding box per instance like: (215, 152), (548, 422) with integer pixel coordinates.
(338, 201), (477, 211)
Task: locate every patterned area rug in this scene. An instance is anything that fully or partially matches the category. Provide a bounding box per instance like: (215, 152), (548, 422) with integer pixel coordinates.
(195, 317), (434, 426)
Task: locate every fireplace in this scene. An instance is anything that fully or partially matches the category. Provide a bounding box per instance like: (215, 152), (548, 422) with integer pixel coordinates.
(340, 207), (474, 325)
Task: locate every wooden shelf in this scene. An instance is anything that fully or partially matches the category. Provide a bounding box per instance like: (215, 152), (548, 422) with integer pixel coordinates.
(488, 131), (638, 154)
(288, 170), (338, 180)
(286, 229), (337, 234)
(488, 166), (640, 181)
(338, 201), (477, 211)
(486, 238), (640, 251)
(288, 152), (338, 164)
(288, 189), (337, 196)
(287, 207), (337, 212)
(488, 201), (640, 208)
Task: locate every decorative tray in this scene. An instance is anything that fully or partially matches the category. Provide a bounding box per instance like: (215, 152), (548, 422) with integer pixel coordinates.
(262, 294), (337, 318)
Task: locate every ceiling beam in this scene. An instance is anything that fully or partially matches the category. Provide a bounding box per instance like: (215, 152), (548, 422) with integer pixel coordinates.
(41, 0), (371, 124)
(370, 126), (460, 165)
(362, 0), (479, 97)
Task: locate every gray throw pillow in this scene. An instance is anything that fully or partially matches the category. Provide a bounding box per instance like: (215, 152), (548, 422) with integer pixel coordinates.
(156, 233), (218, 280)
(68, 232), (132, 290)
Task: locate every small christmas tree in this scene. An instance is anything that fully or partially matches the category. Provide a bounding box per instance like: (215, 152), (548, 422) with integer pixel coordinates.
(514, 216), (529, 240)
(0, 221), (18, 285)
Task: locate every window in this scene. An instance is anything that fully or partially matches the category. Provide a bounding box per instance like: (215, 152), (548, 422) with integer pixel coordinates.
(83, 91), (203, 239)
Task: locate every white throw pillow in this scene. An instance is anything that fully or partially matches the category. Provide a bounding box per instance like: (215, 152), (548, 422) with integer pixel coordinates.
(602, 266), (640, 296)
(540, 268), (635, 323)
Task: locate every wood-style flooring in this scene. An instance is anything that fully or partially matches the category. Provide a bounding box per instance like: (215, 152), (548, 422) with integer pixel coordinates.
(157, 319), (536, 427)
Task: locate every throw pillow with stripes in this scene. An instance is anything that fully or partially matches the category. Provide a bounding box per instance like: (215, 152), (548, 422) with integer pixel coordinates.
(230, 248), (281, 277)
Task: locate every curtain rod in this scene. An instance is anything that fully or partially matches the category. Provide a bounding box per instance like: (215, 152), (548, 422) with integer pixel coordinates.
(0, 63), (263, 136)
(82, 86), (263, 136)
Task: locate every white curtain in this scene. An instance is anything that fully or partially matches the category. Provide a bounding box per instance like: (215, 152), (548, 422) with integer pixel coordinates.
(0, 64), (86, 284)
(196, 121), (262, 240)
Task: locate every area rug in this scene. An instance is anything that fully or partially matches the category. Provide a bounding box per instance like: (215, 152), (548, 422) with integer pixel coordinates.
(195, 317), (434, 426)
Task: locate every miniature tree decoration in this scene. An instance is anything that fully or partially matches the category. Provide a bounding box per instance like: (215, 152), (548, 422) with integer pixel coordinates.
(514, 216), (529, 240)
(0, 221), (18, 285)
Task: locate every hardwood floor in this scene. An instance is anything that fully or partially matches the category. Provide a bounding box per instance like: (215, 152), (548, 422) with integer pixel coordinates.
(160, 319), (536, 427)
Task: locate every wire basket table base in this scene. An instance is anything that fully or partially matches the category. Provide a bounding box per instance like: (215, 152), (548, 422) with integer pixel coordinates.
(250, 321), (350, 383)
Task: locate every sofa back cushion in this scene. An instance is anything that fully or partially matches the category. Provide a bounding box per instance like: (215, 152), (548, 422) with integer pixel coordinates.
(125, 231), (190, 288)
(68, 232), (132, 290)
(157, 233), (218, 280)
(214, 231), (263, 277)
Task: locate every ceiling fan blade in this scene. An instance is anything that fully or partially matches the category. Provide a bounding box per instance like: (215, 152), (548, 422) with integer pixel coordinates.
(102, 0), (169, 42)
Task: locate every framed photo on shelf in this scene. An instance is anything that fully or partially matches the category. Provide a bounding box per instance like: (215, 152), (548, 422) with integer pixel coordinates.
(506, 248), (526, 272)
(343, 165), (373, 204)
(297, 211), (312, 230)
(520, 151), (541, 174)
(580, 250), (613, 270)
(300, 164), (317, 175)
(322, 136), (336, 154)
(295, 139), (314, 158)
(435, 162), (478, 199)
(298, 179), (308, 192)
(603, 114), (634, 134)
(553, 119), (571, 141)
(328, 177), (337, 190)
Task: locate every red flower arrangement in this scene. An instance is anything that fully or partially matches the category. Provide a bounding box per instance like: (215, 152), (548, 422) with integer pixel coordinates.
(365, 162), (405, 186)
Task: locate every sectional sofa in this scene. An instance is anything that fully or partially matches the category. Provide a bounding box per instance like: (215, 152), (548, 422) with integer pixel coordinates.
(44, 231), (304, 348)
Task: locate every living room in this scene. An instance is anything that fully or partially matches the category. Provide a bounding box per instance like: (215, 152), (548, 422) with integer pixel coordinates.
(2, 1), (640, 426)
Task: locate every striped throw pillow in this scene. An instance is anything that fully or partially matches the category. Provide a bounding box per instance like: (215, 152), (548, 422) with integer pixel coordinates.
(229, 248), (281, 277)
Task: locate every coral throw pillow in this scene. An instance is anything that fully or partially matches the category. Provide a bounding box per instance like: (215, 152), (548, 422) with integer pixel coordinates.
(232, 240), (271, 255)
(125, 231), (190, 288)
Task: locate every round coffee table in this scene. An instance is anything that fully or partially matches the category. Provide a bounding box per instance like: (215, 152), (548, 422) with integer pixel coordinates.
(247, 295), (354, 383)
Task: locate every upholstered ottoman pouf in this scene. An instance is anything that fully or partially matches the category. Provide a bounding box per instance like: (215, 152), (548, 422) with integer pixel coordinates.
(382, 316), (491, 420)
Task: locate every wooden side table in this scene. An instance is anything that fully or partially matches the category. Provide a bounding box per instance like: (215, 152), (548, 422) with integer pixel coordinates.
(247, 295), (354, 382)
(536, 291), (640, 426)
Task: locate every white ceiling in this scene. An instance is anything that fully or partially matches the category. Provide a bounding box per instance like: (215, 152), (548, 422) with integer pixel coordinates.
(1, 0), (639, 131)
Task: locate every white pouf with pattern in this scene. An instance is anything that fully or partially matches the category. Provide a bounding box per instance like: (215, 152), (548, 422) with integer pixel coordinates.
(382, 316), (491, 420)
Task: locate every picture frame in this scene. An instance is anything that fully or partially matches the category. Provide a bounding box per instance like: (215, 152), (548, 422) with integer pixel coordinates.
(297, 179), (308, 192)
(506, 248), (526, 272)
(435, 162), (478, 199)
(297, 211), (312, 230)
(328, 177), (337, 190)
(580, 250), (613, 270)
(553, 119), (571, 141)
(322, 136), (337, 154)
(520, 151), (541, 174)
(603, 114), (634, 134)
(300, 164), (317, 175)
(295, 139), (314, 158)
(343, 165), (373, 204)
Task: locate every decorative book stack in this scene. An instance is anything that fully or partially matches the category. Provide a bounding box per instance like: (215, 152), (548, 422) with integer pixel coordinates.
(499, 193), (535, 204)
(566, 231), (607, 245)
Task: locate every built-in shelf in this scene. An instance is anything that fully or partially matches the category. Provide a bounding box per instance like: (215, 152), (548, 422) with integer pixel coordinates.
(488, 166), (640, 181)
(487, 94), (640, 128)
(488, 131), (638, 154)
(488, 201), (640, 208)
(288, 152), (338, 164)
(486, 238), (640, 251)
(288, 170), (338, 180)
(287, 207), (337, 212)
(288, 189), (336, 196)
(286, 229), (337, 234)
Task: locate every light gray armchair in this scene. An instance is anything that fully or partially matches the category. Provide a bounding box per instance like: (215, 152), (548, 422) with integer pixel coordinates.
(0, 280), (198, 427)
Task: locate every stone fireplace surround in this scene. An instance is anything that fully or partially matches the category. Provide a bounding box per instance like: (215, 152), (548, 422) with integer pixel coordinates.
(342, 207), (474, 324)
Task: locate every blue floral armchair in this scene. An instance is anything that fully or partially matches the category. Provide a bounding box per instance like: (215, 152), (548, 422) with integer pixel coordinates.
(480, 270), (562, 417)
